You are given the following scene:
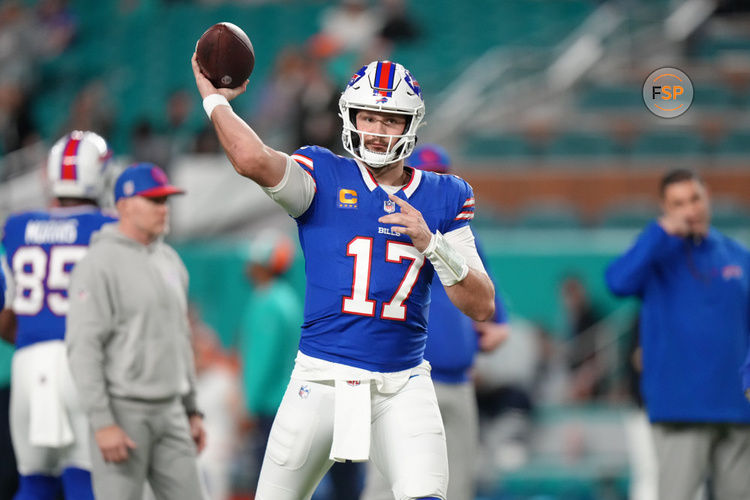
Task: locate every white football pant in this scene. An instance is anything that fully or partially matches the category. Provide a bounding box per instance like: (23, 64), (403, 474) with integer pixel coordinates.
(256, 372), (448, 500)
(10, 340), (92, 475)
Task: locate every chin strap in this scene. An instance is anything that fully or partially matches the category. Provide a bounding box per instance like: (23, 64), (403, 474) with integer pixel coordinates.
(358, 144), (393, 168)
(421, 231), (469, 286)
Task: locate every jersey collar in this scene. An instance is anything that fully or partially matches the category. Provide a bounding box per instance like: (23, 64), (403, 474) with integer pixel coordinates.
(402, 167), (422, 198)
(355, 160), (423, 199)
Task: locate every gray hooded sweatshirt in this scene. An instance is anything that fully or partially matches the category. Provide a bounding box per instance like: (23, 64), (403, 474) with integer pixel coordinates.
(66, 223), (198, 430)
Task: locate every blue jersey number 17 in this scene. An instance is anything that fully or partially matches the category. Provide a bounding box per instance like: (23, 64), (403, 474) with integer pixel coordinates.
(342, 236), (424, 321)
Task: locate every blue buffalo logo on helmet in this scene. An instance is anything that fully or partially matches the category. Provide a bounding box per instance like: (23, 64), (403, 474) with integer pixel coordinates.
(347, 66), (367, 88)
(404, 71), (422, 98)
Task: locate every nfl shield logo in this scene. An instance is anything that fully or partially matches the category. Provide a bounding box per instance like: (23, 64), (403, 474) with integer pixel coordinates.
(384, 200), (396, 213)
(298, 385), (310, 399)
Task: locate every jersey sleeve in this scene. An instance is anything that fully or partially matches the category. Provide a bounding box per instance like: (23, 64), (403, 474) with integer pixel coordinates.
(443, 225), (486, 275)
(290, 147), (317, 179)
(262, 145), (339, 220)
(262, 152), (317, 218)
(1, 254), (14, 311)
(444, 176), (475, 233)
(1, 217), (20, 305)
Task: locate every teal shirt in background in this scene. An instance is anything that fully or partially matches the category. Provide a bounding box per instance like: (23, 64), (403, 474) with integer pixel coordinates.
(0, 252), (11, 386)
(238, 278), (302, 418)
(0, 342), (12, 387)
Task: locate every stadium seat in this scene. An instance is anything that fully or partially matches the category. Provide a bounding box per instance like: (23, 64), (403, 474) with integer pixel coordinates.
(547, 131), (616, 157)
(692, 84), (735, 109)
(578, 85), (642, 110)
(482, 404), (631, 500)
(462, 134), (532, 159)
(515, 200), (584, 229)
(599, 199), (659, 228)
(717, 130), (750, 155)
(695, 36), (750, 60)
(631, 131), (703, 157)
(711, 197), (750, 231)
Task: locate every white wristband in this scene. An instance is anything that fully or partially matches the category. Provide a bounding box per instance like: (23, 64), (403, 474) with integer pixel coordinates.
(202, 94), (230, 119)
(422, 231), (469, 286)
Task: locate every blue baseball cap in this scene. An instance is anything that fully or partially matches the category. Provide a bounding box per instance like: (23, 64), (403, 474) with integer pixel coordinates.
(114, 163), (184, 202)
(407, 144), (451, 173)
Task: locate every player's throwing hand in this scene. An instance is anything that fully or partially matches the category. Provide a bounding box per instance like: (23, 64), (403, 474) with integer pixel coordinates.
(378, 194), (433, 252)
(191, 53), (248, 101)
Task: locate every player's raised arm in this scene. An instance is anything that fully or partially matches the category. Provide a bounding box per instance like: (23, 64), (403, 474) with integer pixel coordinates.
(191, 53), (287, 188)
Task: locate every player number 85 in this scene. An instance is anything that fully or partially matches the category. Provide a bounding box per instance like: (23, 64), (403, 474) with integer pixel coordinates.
(11, 245), (88, 316)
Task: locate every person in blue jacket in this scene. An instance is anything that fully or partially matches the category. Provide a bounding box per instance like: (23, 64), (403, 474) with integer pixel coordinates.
(0, 265), (5, 310)
(361, 144), (510, 500)
(606, 168), (750, 500)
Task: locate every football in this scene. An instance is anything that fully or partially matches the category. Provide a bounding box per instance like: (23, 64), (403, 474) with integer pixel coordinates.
(196, 22), (255, 89)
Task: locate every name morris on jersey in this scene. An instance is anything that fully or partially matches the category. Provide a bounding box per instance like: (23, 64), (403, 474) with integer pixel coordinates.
(24, 220), (79, 244)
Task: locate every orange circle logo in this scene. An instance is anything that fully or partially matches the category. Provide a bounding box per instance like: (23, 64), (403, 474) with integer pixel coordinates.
(643, 67), (693, 118)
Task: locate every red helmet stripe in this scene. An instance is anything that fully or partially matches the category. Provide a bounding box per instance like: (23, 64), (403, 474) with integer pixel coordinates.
(60, 137), (81, 180)
(376, 61), (394, 97)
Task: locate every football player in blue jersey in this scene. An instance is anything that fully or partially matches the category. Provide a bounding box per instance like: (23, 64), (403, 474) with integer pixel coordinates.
(0, 131), (116, 500)
(360, 144), (510, 500)
(193, 55), (495, 500)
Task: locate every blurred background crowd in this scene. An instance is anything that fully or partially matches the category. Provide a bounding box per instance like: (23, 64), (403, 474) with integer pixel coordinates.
(1, 0), (750, 499)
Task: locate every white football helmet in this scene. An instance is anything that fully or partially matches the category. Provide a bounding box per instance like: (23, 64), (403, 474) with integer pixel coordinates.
(47, 130), (112, 200)
(339, 61), (425, 168)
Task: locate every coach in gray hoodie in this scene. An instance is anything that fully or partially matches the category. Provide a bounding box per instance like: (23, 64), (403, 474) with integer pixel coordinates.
(66, 163), (206, 500)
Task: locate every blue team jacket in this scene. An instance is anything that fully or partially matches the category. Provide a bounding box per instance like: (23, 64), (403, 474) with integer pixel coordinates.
(606, 221), (750, 423)
(0, 265), (5, 310)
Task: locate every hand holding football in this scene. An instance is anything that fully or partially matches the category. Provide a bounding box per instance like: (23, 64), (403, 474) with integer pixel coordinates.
(196, 22), (255, 89)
